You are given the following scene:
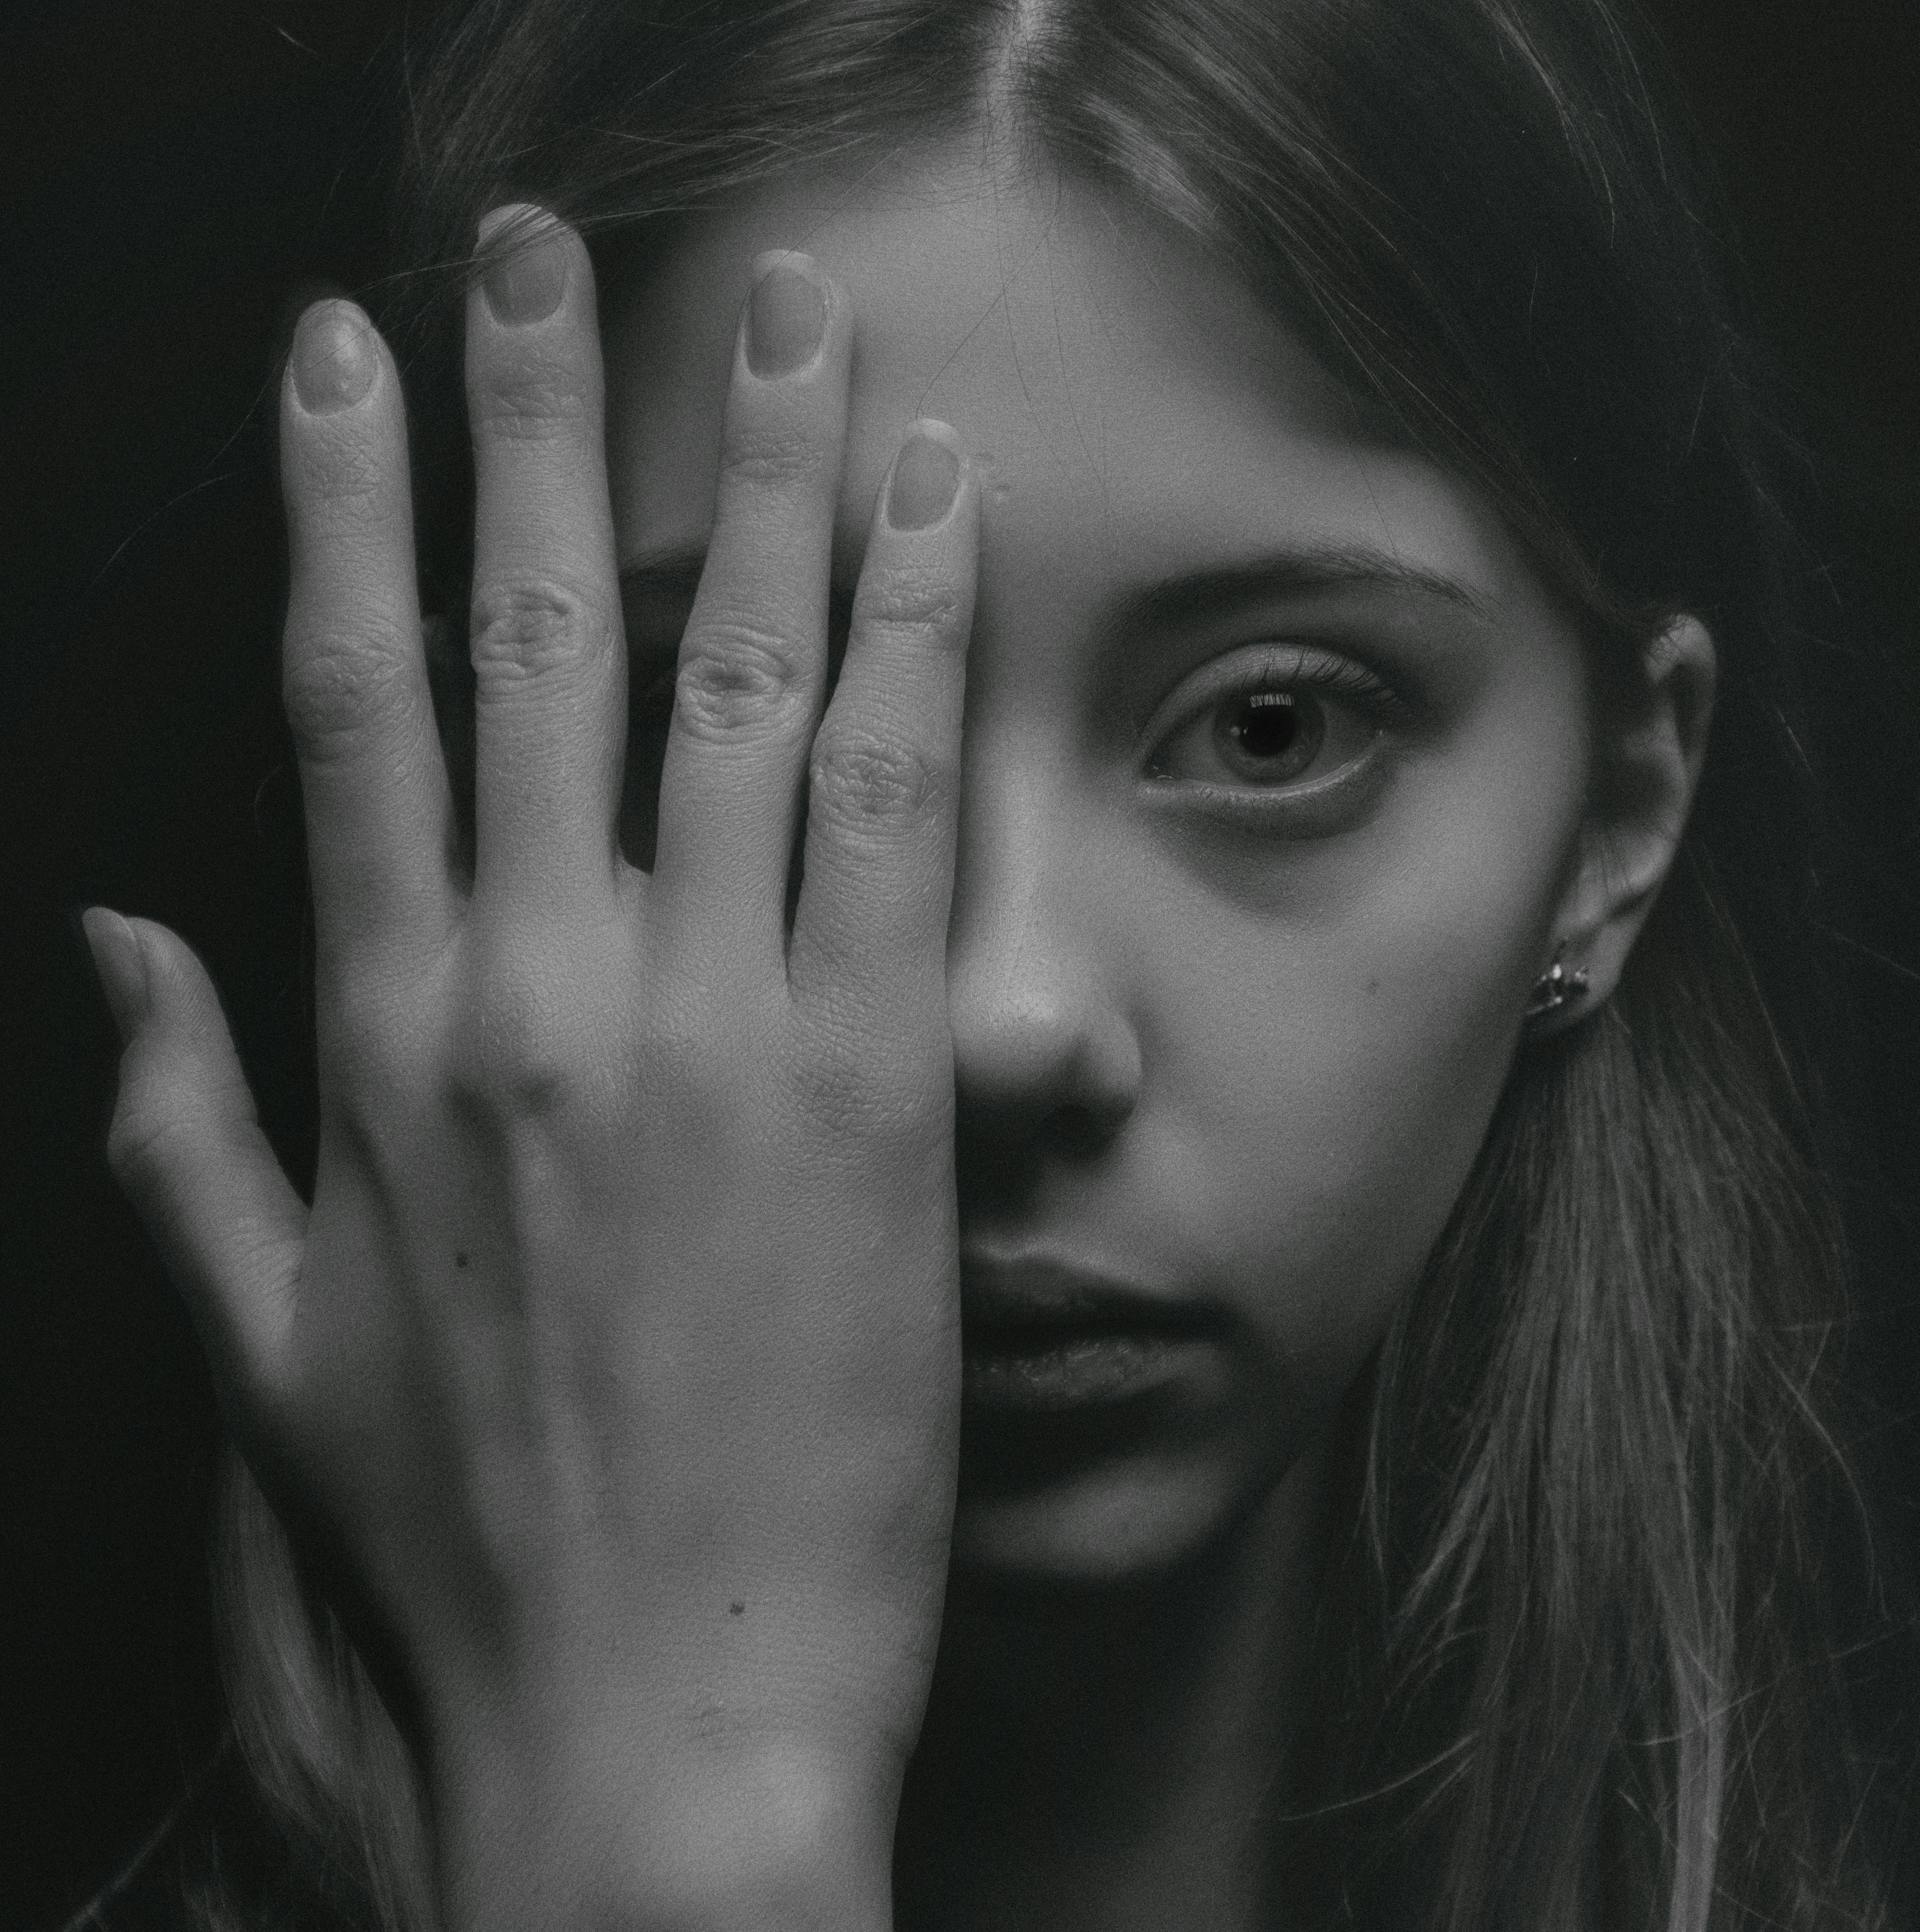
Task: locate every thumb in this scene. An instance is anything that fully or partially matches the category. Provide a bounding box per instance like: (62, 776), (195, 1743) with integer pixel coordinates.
(84, 908), (307, 1417)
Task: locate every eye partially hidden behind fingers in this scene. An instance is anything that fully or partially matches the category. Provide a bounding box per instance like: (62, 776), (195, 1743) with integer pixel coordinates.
(424, 560), (859, 898)
(614, 568), (854, 891)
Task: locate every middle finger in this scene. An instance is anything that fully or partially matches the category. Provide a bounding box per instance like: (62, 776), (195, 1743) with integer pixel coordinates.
(466, 205), (626, 910)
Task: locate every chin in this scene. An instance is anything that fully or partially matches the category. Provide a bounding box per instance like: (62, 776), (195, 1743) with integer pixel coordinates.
(949, 1432), (1279, 1593)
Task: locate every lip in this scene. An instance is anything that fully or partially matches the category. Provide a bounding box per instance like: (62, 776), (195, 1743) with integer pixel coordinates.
(958, 1255), (1223, 1412)
(959, 1255), (1213, 1333)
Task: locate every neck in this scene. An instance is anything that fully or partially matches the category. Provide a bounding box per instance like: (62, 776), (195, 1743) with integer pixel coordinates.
(894, 1440), (1335, 1932)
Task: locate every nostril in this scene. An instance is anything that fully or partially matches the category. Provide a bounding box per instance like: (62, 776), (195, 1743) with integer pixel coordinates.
(954, 1092), (1128, 1222)
(955, 1122), (1044, 1220)
(950, 981), (1142, 1174)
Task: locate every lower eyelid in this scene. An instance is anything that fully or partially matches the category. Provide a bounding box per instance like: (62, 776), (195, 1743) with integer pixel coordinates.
(1147, 746), (1396, 834)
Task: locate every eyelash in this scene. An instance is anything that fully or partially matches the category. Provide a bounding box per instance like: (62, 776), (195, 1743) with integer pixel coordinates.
(1142, 642), (1413, 819)
(624, 639), (1412, 838)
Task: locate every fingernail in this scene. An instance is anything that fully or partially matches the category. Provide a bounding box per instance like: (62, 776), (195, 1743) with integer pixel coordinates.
(886, 423), (962, 531)
(745, 254), (827, 379)
(291, 303), (375, 413)
(81, 907), (149, 1046)
(479, 206), (568, 325)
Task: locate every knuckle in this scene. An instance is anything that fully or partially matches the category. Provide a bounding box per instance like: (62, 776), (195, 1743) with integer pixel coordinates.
(282, 626), (413, 759)
(718, 419), (827, 491)
(673, 621), (807, 739)
(808, 725), (947, 833)
(105, 1060), (255, 1196)
(106, 1095), (185, 1190)
(287, 428), (387, 512)
(854, 561), (966, 640)
(468, 362), (593, 443)
(468, 575), (613, 690)
(445, 952), (606, 1125)
(449, 1020), (573, 1123)
(449, 1045), (571, 1124)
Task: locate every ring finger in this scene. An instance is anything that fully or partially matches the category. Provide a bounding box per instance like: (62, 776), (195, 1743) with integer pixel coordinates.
(648, 252), (851, 975)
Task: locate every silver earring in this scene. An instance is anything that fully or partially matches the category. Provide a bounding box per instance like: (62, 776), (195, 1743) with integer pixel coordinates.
(1525, 953), (1590, 1020)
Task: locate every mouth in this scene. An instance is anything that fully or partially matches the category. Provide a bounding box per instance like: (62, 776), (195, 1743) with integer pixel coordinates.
(959, 1257), (1223, 1412)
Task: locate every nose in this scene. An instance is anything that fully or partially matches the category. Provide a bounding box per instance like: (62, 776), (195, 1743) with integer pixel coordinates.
(947, 765), (1141, 1192)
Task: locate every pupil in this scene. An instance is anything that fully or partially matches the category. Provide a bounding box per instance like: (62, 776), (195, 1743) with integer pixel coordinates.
(1232, 693), (1299, 759)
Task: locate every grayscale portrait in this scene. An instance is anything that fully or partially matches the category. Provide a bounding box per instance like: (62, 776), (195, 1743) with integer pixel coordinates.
(5, 1), (1917, 1927)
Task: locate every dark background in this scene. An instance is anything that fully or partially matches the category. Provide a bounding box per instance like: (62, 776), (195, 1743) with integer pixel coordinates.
(2, 2), (1916, 1925)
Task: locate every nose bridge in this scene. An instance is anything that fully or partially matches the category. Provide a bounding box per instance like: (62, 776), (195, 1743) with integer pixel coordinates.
(951, 743), (1056, 968)
(947, 736), (1138, 1117)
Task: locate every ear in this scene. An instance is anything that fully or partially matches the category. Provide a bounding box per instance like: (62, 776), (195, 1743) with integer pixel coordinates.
(1538, 615), (1716, 1030)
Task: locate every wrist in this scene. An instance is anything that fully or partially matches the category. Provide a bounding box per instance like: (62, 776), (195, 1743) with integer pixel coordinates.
(431, 1716), (898, 1932)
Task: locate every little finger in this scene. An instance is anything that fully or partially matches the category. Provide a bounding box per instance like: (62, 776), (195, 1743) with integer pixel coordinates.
(281, 302), (453, 963)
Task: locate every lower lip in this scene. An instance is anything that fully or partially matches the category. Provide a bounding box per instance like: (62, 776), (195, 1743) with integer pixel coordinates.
(961, 1327), (1213, 1411)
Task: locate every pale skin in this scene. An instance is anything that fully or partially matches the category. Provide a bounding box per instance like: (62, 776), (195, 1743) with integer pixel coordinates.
(83, 140), (1713, 1932)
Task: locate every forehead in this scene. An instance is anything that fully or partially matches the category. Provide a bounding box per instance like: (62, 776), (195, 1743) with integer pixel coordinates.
(601, 140), (1524, 601)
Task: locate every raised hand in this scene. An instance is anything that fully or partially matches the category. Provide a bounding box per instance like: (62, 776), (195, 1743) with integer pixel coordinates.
(83, 209), (977, 1931)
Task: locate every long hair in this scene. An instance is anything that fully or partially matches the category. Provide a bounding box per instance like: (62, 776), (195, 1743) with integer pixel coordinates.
(170, 0), (1914, 1925)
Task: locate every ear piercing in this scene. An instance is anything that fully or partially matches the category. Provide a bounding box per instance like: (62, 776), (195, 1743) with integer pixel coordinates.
(1525, 952), (1590, 1020)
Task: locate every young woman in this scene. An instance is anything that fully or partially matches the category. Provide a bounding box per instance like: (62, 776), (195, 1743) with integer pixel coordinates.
(74, 0), (1916, 1925)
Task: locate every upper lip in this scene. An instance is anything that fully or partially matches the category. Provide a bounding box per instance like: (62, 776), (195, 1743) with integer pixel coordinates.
(958, 1254), (1216, 1335)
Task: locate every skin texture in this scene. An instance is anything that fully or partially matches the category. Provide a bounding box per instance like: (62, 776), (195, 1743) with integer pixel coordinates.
(603, 141), (1711, 1930)
(89, 218), (974, 1932)
(83, 133), (1712, 1932)
(607, 144), (1596, 1578)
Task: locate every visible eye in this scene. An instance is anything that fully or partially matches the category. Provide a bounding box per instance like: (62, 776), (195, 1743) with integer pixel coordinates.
(1143, 643), (1410, 828)
(1200, 686), (1329, 785)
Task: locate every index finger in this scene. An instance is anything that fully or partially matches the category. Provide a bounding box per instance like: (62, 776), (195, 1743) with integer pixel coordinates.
(786, 422), (977, 1025)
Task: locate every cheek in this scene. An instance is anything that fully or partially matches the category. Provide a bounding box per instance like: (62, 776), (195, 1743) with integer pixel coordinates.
(1147, 736), (1584, 1434)
(1157, 953), (1509, 1441)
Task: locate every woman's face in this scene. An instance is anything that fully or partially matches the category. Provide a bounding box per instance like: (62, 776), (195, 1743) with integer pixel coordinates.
(602, 143), (1593, 1587)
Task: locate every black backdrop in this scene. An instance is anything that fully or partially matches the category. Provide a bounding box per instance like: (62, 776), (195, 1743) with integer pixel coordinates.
(2, 2), (1916, 1925)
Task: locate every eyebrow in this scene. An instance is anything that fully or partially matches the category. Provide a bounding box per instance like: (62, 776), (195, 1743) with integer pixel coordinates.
(618, 541), (1493, 622)
(1125, 545), (1493, 627)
